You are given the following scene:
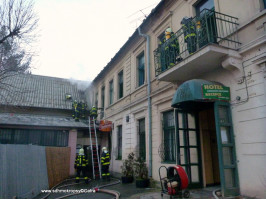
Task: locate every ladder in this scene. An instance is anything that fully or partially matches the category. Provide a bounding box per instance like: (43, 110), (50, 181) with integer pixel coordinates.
(88, 116), (102, 179)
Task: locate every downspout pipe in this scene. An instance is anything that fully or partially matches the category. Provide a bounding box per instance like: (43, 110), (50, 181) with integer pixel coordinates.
(138, 27), (152, 177)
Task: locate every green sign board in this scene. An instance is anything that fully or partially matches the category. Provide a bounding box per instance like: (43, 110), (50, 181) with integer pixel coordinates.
(202, 84), (230, 101)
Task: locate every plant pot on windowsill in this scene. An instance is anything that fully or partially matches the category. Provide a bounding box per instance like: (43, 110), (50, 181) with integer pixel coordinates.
(121, 176), (134, 184)
(136, 178), (150, 188)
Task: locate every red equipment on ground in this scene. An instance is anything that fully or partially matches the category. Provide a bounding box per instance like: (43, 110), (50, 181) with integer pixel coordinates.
(159, 165), (190, 198)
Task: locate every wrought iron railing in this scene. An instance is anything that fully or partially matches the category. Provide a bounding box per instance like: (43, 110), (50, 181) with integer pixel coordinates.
(154, 9), (241, 76)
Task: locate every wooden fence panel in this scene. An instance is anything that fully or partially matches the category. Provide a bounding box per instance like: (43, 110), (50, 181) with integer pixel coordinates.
(46, 147), (70, 188)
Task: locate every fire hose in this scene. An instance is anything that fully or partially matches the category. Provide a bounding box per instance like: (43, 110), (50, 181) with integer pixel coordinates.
(41, 177), (121, 199)
(56, 178), (121, 199)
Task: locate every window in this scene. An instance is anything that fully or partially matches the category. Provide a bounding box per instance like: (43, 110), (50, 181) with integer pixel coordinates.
(138, 118), (146, 160)
(0, 128), (69, 146)
(117, 125), (122, 160)
(101, 86), (105, 119)
(137, 53), (145, 87)
(118, 70), (123, 99)
(158, 32), (165, 47)
(195, 0), (214, 16)
(95, 92), (98, 107)
(109, 80), (114, 105)
(101, 86), (105, 108)
(163, 110), (176, 162)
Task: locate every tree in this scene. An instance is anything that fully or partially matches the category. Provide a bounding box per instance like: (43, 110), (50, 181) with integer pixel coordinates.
(0, 0), (38, 45)
(0, 0), (38, 92)
(0, 0), (38, 105)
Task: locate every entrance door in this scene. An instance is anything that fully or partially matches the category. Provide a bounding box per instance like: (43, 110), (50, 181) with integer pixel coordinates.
(214, 101), (239, 197)
(200, 108), (220, 186)
(176, 112), (202, 188)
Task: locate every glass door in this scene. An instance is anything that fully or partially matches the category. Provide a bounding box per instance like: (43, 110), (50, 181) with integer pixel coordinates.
(214, 101), (239, 197)
(176, 111), (202, 188)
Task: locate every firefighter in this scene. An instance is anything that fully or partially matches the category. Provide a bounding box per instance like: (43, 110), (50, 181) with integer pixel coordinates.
(80, 101), (88, 119)
(72, 100), (79, 121)
(101, 147), (110, 180)
(74, 148), (89, 183)
(90, 106), (98, 119)
(181, 17), (197, 54)
(160, 27), (180, 71)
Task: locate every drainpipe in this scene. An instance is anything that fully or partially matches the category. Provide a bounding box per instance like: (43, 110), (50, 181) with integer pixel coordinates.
(138, 27), (152, 177)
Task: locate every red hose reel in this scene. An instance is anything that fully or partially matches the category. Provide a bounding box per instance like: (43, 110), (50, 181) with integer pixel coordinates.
(159, 165), (190, 198)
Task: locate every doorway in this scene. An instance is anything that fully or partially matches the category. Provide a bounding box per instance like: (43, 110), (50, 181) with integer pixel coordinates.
(176, 105), (220, 188)
(199, 107), (220, 186)
(176, 111), (202, 188)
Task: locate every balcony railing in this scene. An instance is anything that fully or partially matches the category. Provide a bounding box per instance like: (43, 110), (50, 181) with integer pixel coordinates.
(154, 9), (241, 76)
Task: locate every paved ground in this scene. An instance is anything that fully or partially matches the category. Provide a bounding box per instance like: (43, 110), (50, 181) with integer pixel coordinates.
(35, 178), (221, 199)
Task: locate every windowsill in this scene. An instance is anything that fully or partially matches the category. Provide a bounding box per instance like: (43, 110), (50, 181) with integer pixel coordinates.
(161, 161), (176, 164)
(105, 95), (127, 109)
(135, 82), (147, 91)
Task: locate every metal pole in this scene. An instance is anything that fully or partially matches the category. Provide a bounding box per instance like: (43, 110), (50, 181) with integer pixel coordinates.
(93, 117), (102, 179)
(138, 27), (152, 177)
(88, 119), (95, 179)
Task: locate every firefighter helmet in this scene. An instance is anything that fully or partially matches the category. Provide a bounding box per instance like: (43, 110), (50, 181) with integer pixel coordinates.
(181, 16), (190, 24)
(79, 148), (84, 155)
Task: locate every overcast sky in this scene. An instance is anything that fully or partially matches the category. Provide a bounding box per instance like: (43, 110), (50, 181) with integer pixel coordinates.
(31, 0), (161, 82)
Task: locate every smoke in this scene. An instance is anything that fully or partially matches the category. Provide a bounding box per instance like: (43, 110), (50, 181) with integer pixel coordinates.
(68, 78), (93, 107)
(68, 78), (91, 91)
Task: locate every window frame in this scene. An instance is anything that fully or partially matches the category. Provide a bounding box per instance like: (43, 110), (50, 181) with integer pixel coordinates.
(137, 52), (145, 87)
(118, 70), (123, 99)
(162, 110), (176, 163)
(95, 92), (98, 107)
(138, 118), (146, 161)
(0, 128), (69, 147)
(101, 86), (105, 109)
(194, 0), (215, 16)
(109, 79), (114, 105)
(117, 125), (122, 160)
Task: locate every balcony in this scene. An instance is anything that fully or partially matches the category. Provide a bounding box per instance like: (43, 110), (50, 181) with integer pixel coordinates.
(154, 9), (241, 82)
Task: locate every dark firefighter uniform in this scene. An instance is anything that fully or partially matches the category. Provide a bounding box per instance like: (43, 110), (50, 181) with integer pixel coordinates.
(74, 149), (89, 183)
(90, 106), (98, 118)
(159, 28), (180, 71)
(181, 17), (197, 55)
(81, 102), (88, 119)
(101, 147), (110, 180)
(72, 100), (79, 121)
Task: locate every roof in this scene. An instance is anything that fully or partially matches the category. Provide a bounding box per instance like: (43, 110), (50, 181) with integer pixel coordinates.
(93, 0), (164, 83)
(0, 113), (89, 128)
(0, 73), (89, 110)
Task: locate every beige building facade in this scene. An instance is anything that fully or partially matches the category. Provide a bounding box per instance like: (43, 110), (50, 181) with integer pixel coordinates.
(91, 0), (266, 198)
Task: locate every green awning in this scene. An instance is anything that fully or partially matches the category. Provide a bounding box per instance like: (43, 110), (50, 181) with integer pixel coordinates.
(171, 79), (228, 108)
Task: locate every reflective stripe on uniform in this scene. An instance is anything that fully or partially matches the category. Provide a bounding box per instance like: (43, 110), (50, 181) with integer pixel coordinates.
(103, 162), (110, 165)
(76, 177), (80, 179)
(184, 33), (196, 39)
(102, 174), (106, 176)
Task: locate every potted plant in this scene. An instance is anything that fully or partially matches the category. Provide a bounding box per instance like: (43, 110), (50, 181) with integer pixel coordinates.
(134, 157), (149, 188)
(121, 152), (135, 183)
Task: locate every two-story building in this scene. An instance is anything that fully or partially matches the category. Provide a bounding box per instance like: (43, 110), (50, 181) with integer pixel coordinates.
(91, 0), (266, 198)
(0, 73), (91, 176)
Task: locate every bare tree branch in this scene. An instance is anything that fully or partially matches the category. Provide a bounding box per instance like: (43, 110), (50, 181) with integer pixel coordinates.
(0, 0), (38, 45)
(0, 0), (38, 107)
